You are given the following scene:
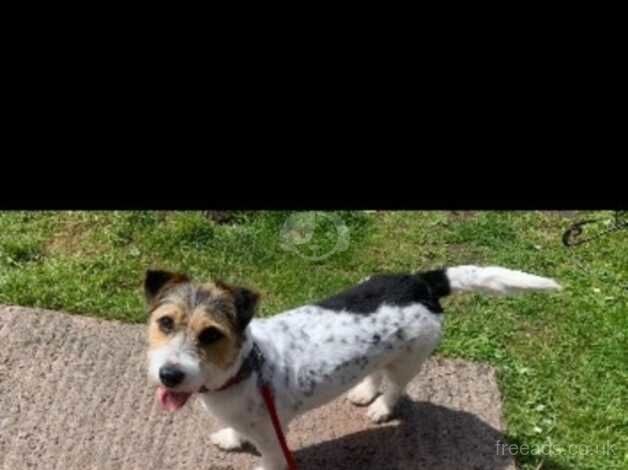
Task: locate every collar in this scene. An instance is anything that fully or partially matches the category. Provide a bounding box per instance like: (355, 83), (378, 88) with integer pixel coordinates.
(199, 342), (265, 393)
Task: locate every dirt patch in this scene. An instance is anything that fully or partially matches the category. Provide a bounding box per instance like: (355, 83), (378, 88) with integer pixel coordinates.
(508, 320), (558, 357)
(555, 211), (580, 219)
(445, 242), (486, 265)
(0, 305), (515, 470)
(44, 221), (104, 257)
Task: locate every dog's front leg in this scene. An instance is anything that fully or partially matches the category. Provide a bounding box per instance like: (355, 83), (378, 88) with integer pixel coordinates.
(210, 427), (246, 451)
(251, 437), (286, 470)
(246, 422), (289, 470)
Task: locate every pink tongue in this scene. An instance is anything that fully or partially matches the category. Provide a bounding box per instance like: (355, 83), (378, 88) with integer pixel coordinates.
(157, 387), (192, 412)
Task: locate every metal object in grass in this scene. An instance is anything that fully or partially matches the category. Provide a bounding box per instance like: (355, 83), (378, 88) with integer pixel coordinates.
(562, 211), (628, 247)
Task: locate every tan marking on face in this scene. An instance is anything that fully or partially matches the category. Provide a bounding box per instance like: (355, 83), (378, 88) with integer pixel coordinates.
(147, 304), (186, 349)
(201, 282), (221, 295)
(188, 305), (241, 369)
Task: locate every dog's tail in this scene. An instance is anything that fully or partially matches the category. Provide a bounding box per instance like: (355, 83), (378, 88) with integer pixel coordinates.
(423, 265), (561, 298)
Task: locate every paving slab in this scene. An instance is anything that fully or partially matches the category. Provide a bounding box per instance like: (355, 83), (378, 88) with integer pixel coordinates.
(0, 305), (515, 470)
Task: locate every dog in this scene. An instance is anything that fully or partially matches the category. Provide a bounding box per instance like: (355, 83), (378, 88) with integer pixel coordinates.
(145, 265), (561, 470)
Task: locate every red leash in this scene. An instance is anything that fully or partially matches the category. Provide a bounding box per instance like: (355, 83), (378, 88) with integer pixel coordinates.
(259, 384), (299, 470)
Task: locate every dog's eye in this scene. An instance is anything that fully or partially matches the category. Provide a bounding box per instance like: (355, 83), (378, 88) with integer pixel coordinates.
(157, 316), (174, 333)
(198, 327), (223, 345)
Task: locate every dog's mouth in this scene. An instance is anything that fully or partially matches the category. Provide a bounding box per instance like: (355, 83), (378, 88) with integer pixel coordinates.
(156, 386), (193, 412)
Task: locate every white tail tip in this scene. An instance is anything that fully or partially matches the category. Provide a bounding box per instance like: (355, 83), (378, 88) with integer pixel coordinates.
(446, 266), (562, 296)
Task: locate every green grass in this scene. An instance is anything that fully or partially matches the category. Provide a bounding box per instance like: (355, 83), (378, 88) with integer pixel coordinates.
(0, 210), (626, 469)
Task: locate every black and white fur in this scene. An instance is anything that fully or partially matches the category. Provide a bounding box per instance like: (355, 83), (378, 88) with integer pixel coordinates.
(152, 265), (561, 470)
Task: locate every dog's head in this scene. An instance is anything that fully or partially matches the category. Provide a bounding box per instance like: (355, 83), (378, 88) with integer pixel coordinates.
(144, 269), (259, 411)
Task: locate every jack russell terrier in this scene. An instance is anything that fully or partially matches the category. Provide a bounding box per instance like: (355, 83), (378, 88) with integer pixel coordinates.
(145, 265), (560, 470)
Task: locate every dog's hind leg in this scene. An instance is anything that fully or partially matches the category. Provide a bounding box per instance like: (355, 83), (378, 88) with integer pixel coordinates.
(366, 354), (427, 424)
(347, 371), (383, 406)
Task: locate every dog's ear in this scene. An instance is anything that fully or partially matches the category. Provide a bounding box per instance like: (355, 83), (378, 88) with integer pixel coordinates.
(144, 270), (190, 304)
(216, 281), (260, 331)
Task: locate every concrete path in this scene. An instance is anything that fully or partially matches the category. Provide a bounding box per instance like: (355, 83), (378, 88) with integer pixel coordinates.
(0, 305), (515, 470)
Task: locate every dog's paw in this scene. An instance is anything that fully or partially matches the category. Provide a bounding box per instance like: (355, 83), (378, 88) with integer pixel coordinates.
(366, 397), (394, 423)
(210, 428), (244, 451)
(347, 384), (379, 406)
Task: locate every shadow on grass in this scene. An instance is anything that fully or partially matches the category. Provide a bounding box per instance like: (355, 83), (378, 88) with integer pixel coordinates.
(502, 433), (573, 470)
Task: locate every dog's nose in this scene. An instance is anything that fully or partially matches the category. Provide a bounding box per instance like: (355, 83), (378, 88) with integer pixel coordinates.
(159, 365), (185, 387)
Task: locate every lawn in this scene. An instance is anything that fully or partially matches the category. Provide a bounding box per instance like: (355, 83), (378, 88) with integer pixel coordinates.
(0, 210), (625, 469)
